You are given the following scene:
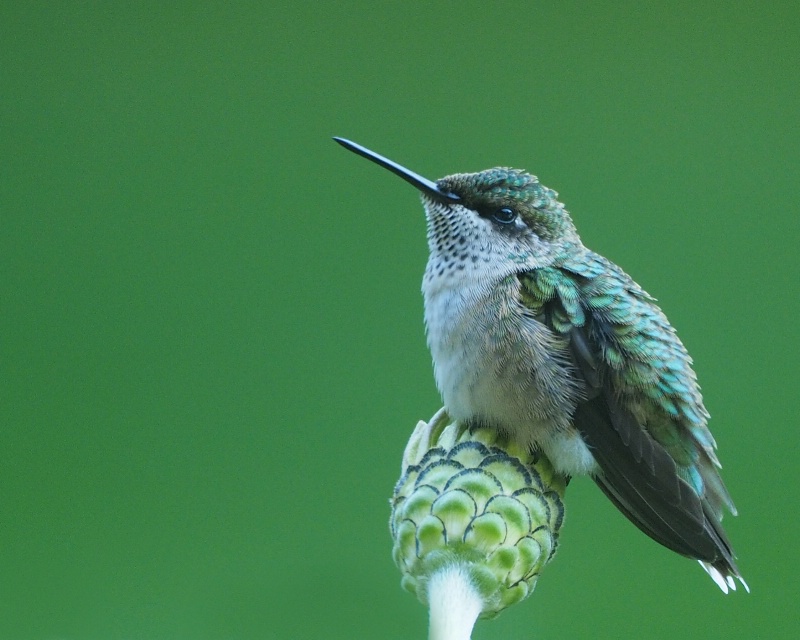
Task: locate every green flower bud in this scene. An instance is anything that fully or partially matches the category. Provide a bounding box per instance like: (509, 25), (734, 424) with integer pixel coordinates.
(390, 409), (567, 620)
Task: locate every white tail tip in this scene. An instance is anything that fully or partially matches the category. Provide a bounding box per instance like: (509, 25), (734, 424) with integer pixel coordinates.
(698, 561), (749, 594)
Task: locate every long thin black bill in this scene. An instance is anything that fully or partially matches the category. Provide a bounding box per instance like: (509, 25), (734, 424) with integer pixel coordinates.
(333, 137), (460, 203)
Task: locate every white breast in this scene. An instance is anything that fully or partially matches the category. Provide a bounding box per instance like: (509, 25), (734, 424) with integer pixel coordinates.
(422, 265), (598, 476)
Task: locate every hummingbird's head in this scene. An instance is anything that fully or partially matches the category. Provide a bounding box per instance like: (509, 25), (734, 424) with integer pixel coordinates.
(425, 168), (577, 268)
(334, 138), (578, 274)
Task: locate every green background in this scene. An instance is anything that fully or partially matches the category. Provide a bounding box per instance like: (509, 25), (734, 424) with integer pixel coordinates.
(2, 3), (798, 638)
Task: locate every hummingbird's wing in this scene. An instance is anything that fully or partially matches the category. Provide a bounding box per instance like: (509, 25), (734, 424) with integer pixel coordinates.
(518, 253), (745, 591)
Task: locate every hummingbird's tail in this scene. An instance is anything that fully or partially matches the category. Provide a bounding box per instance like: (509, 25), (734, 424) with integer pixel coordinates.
(592, 468), (747, 593)
(575, 390), (748, 594)
(699, 561), (750, 594)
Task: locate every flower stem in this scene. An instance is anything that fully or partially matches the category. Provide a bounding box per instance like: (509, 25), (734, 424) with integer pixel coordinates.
(428, 564), (483, 640)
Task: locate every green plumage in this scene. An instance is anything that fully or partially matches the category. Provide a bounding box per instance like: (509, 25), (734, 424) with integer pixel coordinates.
(519, 259), (730, 509)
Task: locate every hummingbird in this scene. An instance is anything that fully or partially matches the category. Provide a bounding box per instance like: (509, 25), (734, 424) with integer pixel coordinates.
(334, 137), (747, 593)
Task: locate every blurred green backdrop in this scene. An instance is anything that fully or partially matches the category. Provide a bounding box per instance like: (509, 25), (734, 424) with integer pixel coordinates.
(2, 2), (798, 639)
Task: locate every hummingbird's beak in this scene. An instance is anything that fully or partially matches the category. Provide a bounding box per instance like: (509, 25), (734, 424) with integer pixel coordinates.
(333, 137), (461, 203)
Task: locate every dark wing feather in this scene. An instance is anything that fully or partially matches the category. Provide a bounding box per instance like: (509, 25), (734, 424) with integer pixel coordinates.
(573, 377), (722, 560)
(519, 258), (744, 588)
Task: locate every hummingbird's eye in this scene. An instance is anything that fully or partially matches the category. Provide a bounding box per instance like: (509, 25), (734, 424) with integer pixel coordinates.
(492, 207), (517, 224)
